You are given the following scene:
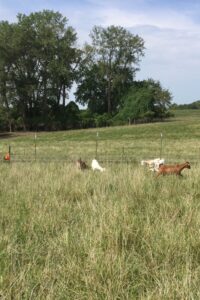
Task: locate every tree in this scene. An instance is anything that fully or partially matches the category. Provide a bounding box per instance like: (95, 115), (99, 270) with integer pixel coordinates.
(171, 100), (200, 110)
(0, 21), (17, 131)
(0, 10), (80, 130)
(62, 101), (80, 129)
(117, 79), (172, 123)
(76, 25), (145, 114)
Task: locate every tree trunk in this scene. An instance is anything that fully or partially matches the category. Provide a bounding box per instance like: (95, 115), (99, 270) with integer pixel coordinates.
(2, 80), (13, 132)
(107, 55), (112, 114)
(9, 121), (12, 133)
(107, 78), (111, 113)
(62, 85), (66, 106)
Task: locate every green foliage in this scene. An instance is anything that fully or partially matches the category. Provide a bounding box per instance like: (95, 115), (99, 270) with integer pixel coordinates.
(94, 113), (112, 127)
(68, 110), (112, 129)
(79, 110), (96, 128)
(59, 101), (80, 130)
(116, 79), (172, 124)
(76, 25), (145, 114)
(0, 12), (177, 131)
(0, 10), (80, 130)
(172, 100), (200, 110)
(75, 63), (108, 114)
(0, 106), (10, 130)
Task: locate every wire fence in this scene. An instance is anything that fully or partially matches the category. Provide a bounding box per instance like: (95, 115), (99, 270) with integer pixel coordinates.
(1, 142), (200, 166)
(0, 131), (199, 165)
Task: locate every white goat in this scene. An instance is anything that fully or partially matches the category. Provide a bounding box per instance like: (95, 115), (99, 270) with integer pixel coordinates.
(91, 159), (106, 172)
(141, 158), (165, 172)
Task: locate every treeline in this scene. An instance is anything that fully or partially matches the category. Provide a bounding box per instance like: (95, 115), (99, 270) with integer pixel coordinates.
(0, 10), (173, 131)
(171, 100), (200, 110)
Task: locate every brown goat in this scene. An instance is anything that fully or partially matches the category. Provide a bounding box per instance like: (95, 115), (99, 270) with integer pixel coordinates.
(156, 161), (191, 177)
(76, 158), (88, 170)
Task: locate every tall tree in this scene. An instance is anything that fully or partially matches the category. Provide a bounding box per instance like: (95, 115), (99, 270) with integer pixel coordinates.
(76, 25), (145, 114)
(0, 10), (80, 130)
(0, 21), (17, 131)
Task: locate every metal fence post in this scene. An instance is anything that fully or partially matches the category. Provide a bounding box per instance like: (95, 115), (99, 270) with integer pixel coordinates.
(34, 133), (37, 161)
(9, 145), (11, 162)
(160, 133), (163, 158)
(122, 146), (125, 163)
(95, 132), (99, 159)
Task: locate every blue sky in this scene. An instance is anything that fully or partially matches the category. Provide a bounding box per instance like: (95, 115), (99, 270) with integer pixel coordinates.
(0, 0), (200, 104)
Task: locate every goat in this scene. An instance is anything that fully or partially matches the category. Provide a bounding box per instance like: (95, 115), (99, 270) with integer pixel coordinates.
(156, 161), (191, 177)
(91, 159), (105, 172)
(153, 158), (165, 172)
(141, 158), (165, 172)
(76, 158), (88, 170)
(4, 153), (10, 161)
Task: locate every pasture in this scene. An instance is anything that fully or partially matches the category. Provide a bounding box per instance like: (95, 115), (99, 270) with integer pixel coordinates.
(1, 110), (200, 299)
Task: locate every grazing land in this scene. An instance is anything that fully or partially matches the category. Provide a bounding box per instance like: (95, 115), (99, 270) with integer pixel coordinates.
(1, 110), (200, 299)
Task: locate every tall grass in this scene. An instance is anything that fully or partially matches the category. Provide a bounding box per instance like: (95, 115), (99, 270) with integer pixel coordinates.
(1, 160), (200, 299)
(1, 110), (200, 299)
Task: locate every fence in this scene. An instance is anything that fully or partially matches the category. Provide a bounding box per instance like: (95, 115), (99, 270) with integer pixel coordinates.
(1, 141), (200, 165)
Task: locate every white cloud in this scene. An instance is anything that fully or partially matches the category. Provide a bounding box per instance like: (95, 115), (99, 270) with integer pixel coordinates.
(87, 5), (200, 103)
(0, 0), (199, 103)
(99, 8), (194, 31)
(134, 24), (200, 103)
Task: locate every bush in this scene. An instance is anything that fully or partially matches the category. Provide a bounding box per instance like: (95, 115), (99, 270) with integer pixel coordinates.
(94, 113), (112, 127)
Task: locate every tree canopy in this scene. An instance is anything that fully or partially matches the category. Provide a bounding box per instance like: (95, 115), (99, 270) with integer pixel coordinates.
(75, 25), (145, 114)
(0, 10), (80, 130)
(116, 79), (172, 124)
(0, 11), (173, 131)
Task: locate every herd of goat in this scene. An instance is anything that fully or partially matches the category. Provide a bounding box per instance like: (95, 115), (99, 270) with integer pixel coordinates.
(76, 158), (191, 177)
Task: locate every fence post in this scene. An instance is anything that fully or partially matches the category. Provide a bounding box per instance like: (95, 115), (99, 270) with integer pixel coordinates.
(160, 133), (163, 158)
(95, 132), (99, 160)
(34, 133), (37, 161)
(9, 145), (11, 162)
(122, 146), (125, 163)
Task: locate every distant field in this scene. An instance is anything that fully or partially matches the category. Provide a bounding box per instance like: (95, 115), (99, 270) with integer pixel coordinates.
(1, 110), (200, 299)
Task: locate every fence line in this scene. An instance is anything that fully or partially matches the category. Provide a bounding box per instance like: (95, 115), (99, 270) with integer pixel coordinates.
(1, 144), (199, 165)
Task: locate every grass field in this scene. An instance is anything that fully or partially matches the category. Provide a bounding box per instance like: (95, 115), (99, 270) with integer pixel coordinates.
(1, 110), (200, 299)
(1, 109), (200, 164)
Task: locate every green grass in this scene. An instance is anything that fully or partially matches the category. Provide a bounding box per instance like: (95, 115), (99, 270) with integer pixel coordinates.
(1, 109), (200, 163)
(1, 110), (200, 299)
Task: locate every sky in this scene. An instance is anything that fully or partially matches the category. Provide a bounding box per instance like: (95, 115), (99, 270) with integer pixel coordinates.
(0, 0), (200, 104)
